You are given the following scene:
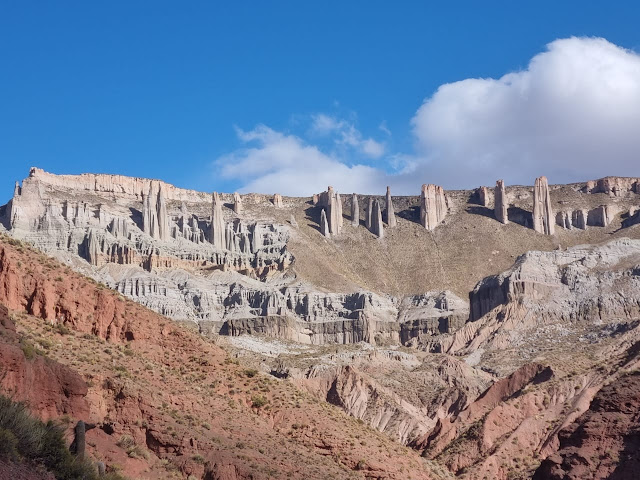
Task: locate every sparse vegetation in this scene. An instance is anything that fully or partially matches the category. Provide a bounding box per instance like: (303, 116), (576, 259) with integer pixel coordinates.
(0, 394), (126, 479)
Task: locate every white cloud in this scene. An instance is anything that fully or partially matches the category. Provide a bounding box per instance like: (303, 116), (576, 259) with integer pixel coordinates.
(216, 125), (388, 195)
(411, 37), (640, 187)
(310, 114), (385, 159)
(218, 37), (640, 195)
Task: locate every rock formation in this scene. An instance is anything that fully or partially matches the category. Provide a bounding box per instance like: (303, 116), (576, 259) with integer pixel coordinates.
(477, 186), (490, 207)
(351, 193), (359, 227)
(532, 176), (554, 235)
(385, 187), (396, 228)
(365, 197), (373, 230)
(585, 176), (640, 196)
(317, 186), (343, 236)
(371, 200), (384, 238)
(273, 193), (283, 208)
(232, 192), (242, 214)
(142, 181), (169, 240)
(210, 192), (225, 248)
(494, 180), (508, 224)
(420, 184), (447, 230)
(289, 214), (298, 228)
(320, 209), (330, 237)
(587, 204), (617, 227)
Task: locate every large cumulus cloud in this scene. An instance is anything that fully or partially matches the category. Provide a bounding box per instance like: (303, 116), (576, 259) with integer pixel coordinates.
(217, 37), (640, 195)
(411, 37), (640, 186)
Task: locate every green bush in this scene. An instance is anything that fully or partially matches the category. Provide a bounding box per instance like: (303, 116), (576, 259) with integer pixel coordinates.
(251, 394), (268, 408)
(0, 394), (121, 479)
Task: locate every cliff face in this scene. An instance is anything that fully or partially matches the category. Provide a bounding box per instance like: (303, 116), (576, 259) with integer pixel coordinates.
(534, 371), (640, 480)
(3, 167), (640, 351)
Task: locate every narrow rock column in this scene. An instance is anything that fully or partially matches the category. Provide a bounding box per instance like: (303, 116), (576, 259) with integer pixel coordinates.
(420, 184), (447, 230)
(572, 209), (587, 230)
(494, 180), (509, 224)
(210, 192), (225, 248)
(351, 193), (359, 227)
(320, 209), (330, 237)
(477, 186), (489, 207)
(273, 194), (283, 208)
(328, 188), (343, 235)
(365, 197), (373, 230)
(385, 187), (396, 227)
(371, 200), (384, 238)
(13, 181), (20, 197)
(157, 184), (169, 241)
(533, 176), (555, 235)
(233, 192), (242, 214)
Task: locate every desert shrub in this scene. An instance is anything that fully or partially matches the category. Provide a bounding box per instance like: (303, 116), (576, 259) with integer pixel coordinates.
(0, 394), (110, 479)
(251, 394), (267, 408)
(243, 368), (258, 378)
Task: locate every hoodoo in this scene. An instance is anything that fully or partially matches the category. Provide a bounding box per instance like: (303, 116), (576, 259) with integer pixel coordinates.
(532, 176), (554, 235)
(420, 184), (447, 230)
(233, 192), (242, 214)
(351, 193), (359, 227)
(210, 192), (226, 248)
(494, 180), (508, 224)
(371, 199), (384, 238)
(386, 186), (397, 227)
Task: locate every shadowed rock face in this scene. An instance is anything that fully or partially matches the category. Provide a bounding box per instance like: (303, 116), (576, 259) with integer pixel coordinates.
(534, 371), (640, 480)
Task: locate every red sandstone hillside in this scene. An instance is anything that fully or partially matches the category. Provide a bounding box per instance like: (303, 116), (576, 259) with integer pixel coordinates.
(0, 235), (437, 479)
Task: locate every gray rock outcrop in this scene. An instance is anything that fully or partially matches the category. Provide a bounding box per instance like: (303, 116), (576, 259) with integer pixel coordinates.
(494, 180), (508, 224)
(273, 193), (283, 208)
(320, 209), (330, 237)
(532, 176), (554, 235)
(211, 192), (225, 248)
(385, 187), (396, 228)
(371, 200), (384, 238)
(351, 194), (359, 227)
(420, 184), (447, 230)
(366, 197), (373, 230)
(233, 192), (242, 214)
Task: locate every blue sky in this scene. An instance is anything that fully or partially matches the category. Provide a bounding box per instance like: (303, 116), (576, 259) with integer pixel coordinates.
(2, 2), (640, 200)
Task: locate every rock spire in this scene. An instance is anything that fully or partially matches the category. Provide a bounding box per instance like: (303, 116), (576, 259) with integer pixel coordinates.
(533, 176), (554, 235)
(371, 200), (384, 238)
(233, 192), (242, 214)
(211, 192), (226, 248)
(494, 180), (508, 224)
(317, 186), (343, 236)
(320, 209), (330, 237)
(366, 197), (373, 230)
(351, 193), (359, 227)
(385, 187), (396, 227)
(142, 181), (169, 240)
(273, 194), (283, 208)
(420, 184), (447, 230)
